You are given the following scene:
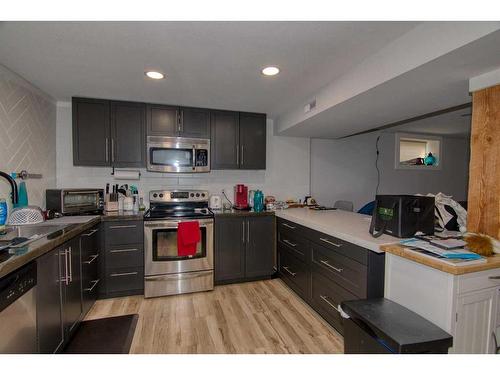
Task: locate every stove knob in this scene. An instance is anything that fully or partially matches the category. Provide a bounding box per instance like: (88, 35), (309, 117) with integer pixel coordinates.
(201, 193), (206, 197)
(159, 193), (164, 198)
(190, 193), (194, 197)
(195, 193), (200, 197)
(153, 193), (158, 198)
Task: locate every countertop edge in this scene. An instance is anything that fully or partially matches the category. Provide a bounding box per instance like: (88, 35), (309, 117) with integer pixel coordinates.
(274, 210), (393, 253)
(381, 243), (500, 275)
(0, 217), (101, 279)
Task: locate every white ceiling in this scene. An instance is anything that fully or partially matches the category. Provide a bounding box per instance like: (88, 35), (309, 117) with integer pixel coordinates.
(0, 21), (418, 117)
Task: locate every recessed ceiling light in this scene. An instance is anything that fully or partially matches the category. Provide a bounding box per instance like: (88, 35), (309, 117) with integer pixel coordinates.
(261, 66), (280, 76)
(145, 71), (165, 80)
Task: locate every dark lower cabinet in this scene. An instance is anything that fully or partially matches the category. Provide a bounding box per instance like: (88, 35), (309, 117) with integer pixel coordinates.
(36, 225), (101, 353)
(80, 225), (101, 316)
(37, 248), (64, 354)
(215, 216), (245, 282)
(277, 217), (385, 335)
(215, 215), (275, 284)
(61, 237), (82, 339)
(100, 220), (144, 298)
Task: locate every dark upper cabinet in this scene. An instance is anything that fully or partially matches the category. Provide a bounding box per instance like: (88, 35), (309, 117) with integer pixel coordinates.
(179, 107), (210, 138)
(211, 110), (267, 170)
(210, 110), (240, 169)
(37, 247), (64, 354)
(245, 216), (275, 278)
(239, 112), (266, 169)
(215, 216), (245, 282)
(61, 237), (82, 339)
(147, 104), (179, 136)
(215, 215), (275, 284)
(72, 98), (111, 166)
(111, 101), (146, 167)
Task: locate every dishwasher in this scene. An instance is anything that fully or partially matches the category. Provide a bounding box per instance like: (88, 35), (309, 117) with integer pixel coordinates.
(0, 262), (37, 354)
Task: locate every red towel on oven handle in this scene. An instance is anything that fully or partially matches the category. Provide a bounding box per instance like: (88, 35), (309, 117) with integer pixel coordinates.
(177, 221), (201, 256)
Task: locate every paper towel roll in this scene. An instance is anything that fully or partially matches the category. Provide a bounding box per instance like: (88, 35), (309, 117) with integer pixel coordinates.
(113, 170), (140, 180)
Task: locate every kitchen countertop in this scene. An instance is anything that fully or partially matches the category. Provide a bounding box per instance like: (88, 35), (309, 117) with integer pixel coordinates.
(0, 216), (100, 279)
(274, 207), (399, 253)
(381, 243), (500, 275)
(212, 209), (275, 217)
(0, 211), (144, 279)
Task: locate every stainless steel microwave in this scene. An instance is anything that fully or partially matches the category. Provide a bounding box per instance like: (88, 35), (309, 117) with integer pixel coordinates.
(147, 136), (210, 173)
(46, 188), (104, 215)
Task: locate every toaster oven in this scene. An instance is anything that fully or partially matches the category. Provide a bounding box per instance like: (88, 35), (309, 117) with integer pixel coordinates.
(46, 189), (104, 215)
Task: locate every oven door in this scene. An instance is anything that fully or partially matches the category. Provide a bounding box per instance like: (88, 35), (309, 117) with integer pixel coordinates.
(144, 218), (214, 276)
(62, 190), (102, 214)
(147, 136), (210, 173)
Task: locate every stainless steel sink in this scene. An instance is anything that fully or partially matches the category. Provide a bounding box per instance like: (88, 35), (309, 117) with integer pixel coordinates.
(0, 224), (69, 249)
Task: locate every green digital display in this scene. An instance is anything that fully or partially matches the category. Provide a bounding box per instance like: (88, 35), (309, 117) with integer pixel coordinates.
(378, 207), (394, 220)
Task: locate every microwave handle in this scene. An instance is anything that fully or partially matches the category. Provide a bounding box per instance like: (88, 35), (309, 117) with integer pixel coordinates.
(192, 145), (196, 170)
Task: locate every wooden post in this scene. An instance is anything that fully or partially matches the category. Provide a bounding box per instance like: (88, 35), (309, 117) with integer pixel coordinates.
(467, 84), (500, 239)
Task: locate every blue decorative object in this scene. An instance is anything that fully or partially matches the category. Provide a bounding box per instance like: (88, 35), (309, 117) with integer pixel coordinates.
(253, 190), (264, 212)
(424, 152), (437, 166)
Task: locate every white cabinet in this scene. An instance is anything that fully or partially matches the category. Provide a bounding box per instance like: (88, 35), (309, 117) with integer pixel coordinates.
(385, 253), (500, 354)
(454, 288), (496, 353)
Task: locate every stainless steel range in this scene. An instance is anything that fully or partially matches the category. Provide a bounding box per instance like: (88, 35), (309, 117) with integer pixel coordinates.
(143, 190), (214, 298)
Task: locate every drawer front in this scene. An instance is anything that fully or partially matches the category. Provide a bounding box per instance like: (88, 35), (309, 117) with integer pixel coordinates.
(278, 245), (310, 301)
(311, 269), (357, 334)
(106, 267), (144, 293)
(104, 221), (143, 246)
(312, 243), (367, 298)
(80, 225), (100, 259)
(106, 245), (144, 269)
(277, 229), (310, 263)
(309, 230), (368, 265)
(277, 218), (309, 237)
(457, 269), (500, 295)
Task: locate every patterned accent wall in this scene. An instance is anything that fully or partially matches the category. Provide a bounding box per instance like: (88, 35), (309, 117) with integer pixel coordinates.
(0, 64), (56, 209)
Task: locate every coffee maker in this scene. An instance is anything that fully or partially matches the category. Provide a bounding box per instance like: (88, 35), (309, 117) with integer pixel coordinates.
(234, 184), (249, 210)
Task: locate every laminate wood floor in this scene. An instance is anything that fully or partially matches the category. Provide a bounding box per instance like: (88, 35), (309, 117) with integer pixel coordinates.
(86, 279), (344, 354)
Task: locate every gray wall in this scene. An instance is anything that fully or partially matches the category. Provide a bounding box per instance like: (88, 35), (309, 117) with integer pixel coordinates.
(311, 131), (470, 211)
(56, 103), (310, 204)
(0, 64), (56, 209)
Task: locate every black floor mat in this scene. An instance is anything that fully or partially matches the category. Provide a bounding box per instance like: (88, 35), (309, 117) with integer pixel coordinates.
(63, 314), (138, 354)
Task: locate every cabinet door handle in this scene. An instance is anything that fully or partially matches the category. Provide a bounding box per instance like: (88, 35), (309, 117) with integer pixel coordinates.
(110, 271), (138, 277)
(242, 220), (245, 243)
(319, 237), (342, 248)
(236, 144), (239, 165)
(282, 223), (296, 229)
(488, 276), (500, 280)
(110, 248), (139, 253)
(109, 224), (137, 229)
(320, 295), (340, 313)
(83, 254), (99, 264)
(247, 220), (250, 243)
(105, 138), (109, 162)
(241, 145), (244, 166)
(84, 279), (100, 292)
(82, 229), (99, 237)
(282, 239), (297, 247)
(111, 138), (115, 162)
(60, 250), (69, 285)
(282, 266), (296, 277)
(320, 260), (343, 273)
(68, 246), (73, 282)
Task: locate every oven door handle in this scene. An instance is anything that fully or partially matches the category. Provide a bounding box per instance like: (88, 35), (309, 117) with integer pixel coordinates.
(144, 219), (214, 228)
(192, 145), (196, 170)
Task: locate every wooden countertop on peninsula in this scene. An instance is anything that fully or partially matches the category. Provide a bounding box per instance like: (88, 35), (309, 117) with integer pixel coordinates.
(381, 243), (500, 275)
